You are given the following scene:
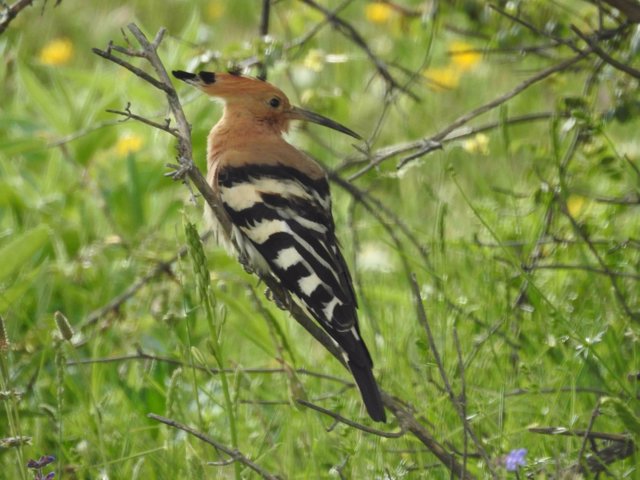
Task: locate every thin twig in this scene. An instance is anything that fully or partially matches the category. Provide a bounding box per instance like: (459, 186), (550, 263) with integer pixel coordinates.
(0, 0), (33, 35)
(347, 51), (591, 180)
(257, 0), (271, 80)
(577, 398), (602, 470)
(529, 427), (631, 443)
(286, 0), (352, 51)
(395, 52), (591, 170)
(571, 25), (640, 79)
(557, 192), (638, 320)
(80, 231), (211, 330)
(297, 399), (405, 438)
(599, 0), (640, 21)
(474, 235), (639, 249)
(67, 348), (353, 385)
(148, 413), (280, 479)
(330, 173), (519, 349)
(298, 0), (418, 100)
(92, 45), (171, 93)
(381, 391), (475, 479)
(526, 263), (640, 280)
(409, 274), (497, 479)
(47, 118), (127, 148)
(452, 327), (470, 475)
(106, 104), (179, 137)
(505, 386), (610, 397)
(489, 4), (582, 53)
(337, 111), (557, 176)
(588, 192), (640, 205)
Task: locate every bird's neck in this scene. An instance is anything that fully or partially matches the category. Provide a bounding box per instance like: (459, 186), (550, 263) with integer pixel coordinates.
(206, 106), (287, 170)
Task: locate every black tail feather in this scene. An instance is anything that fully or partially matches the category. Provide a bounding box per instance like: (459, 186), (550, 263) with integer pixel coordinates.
(348, 360), (386, 422)
(333, 326), (386, 422)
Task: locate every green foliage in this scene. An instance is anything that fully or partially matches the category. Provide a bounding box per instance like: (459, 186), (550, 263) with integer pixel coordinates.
(1, 0), (639, 478)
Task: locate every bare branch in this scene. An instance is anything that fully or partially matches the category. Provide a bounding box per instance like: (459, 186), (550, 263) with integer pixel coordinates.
(80, 231), (211, 330)
(257, 0), (271, 81)
(409, 274), (497, 479)
(0, 0), (33, 35)
(530, 425), (637, 475)
(506, 386), (610, 397)
(571, 24), (640, 79)
(345, 51), (591, 181)
(557, 192), (638, 320)
(92, 45), (171, 93)
(106, 104), (179, 137)
(489, 4), (582, 53)
(148, 413), (281, 479)
(599, 0), (640, 22)
(529, 427), (632, 442)
(298, 0), (418, 99)
(577, 399), (602, 470)
(68, 348), (352, 384)
(381, 391), (476, 479)
(329, 173), (519, 350)
(526, 263), (640, 280)
(337, 112), (558, 175)
(297, 399), (405, 438)
(395, 52), (591, 169)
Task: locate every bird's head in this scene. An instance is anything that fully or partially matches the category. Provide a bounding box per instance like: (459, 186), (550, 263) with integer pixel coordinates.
(172, 70), (361, 139)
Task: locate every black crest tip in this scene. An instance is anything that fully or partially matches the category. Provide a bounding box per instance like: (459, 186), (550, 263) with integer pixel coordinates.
(197, 71), (216, 84)
(172, 70), (216, 85)
(172, 70), (196, 81)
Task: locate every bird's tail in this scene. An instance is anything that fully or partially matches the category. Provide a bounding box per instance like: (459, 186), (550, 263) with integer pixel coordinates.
(335, 328), (386, 423)
(348, 358), (386, 422)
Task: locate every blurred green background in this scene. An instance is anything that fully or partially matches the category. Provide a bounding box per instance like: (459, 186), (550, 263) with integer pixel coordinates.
(1, 0), (639, 478)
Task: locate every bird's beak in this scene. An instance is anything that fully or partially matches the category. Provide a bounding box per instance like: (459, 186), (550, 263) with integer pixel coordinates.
(288, 106), (362, 140)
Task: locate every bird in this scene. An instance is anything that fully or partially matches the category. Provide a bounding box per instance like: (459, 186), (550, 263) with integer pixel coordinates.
(172, 70), (386, 423)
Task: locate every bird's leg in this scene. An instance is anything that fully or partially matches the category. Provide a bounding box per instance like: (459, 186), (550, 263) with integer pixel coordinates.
(265, 286), (291, 311)
(237, 252), (255, 274)
(165, 158), (200, 205)
(164, 156), (193, 181)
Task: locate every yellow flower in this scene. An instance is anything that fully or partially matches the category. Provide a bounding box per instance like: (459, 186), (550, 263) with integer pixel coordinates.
(39, 38), (74, 66)
(206, 0), (225, 20)
(116, 133), (143, 157)
(303, 49), (325, 72)
(567, 194), (586, 217)
(365, 2), (394, 24)
(462, 133), (490, 155)
(423, 65), (460, 91)
(448, 41), (481, 71)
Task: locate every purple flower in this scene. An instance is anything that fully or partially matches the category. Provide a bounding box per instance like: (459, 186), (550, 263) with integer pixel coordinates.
(505, 448), (527, 471)
(26, 456), (56, 469)
(26, 454), (56, 479)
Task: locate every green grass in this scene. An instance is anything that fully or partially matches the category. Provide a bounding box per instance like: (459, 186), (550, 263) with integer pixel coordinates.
(1, 0), (639, 478)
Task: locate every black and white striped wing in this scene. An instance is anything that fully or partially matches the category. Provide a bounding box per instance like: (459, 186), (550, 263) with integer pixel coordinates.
(217, 156), (386, 422)
(218, 162), (358, 333)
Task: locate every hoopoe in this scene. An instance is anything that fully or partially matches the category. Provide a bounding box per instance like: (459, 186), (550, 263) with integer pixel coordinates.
(172, 70), (386, 422)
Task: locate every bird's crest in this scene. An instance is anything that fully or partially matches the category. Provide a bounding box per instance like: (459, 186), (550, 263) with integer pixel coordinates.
(172, 70), (362, 139)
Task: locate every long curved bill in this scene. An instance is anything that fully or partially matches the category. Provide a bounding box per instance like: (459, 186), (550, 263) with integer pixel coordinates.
(288, 106), (362, 140)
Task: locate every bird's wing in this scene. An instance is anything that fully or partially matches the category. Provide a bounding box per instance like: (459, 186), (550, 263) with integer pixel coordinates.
(216, 150), (359, 333)
(216, 147), (384, 422)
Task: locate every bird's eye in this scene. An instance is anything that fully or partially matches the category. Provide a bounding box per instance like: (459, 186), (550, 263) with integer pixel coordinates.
(269, 97), (281, 108)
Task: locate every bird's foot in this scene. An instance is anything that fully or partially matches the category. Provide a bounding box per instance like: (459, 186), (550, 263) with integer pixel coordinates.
(265, 287), (289, 311)
(164, 157), (193, 181)
(237, 253), (254, 274)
